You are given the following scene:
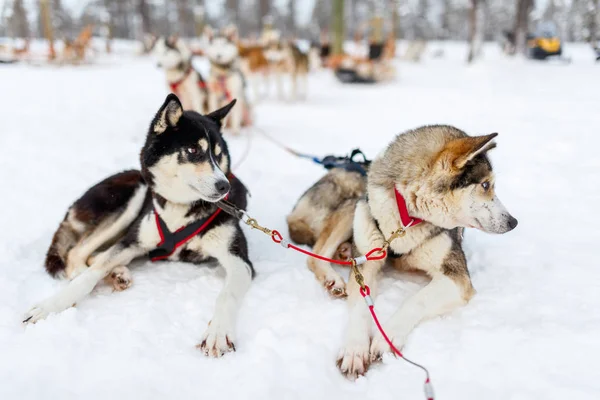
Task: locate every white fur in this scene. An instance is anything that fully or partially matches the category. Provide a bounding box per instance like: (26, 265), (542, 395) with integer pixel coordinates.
(186, 223), (252, 356)
(149, 153), (227, 204)
(206, 37), (238, 66)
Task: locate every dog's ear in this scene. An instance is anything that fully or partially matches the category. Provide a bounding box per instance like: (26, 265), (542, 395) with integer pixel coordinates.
(152, 94), (183, 134)
(204, 26), (214, 43)
(206, 99), (237, 126)
(442, 133), (498, 170)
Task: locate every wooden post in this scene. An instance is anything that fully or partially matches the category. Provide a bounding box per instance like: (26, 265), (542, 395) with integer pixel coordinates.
(331, 0), (345, 55)
(40, 0), (55, 60)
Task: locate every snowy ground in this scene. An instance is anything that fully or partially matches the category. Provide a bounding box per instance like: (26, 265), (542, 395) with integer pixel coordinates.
(1, 42), (599, 400)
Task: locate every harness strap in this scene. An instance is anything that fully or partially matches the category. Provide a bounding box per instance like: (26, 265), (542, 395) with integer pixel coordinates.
(149, 207), (223, 261)
(169, 67), (207, 93)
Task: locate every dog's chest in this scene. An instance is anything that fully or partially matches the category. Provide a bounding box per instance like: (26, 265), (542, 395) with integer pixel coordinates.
(137, 203), (211, 261)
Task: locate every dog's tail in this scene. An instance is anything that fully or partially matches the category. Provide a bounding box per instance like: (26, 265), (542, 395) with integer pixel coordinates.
(45, 214), (81, 278)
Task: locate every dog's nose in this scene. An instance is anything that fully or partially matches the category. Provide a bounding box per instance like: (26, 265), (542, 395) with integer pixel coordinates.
(215, 180), (230, 195)
(507, 216), (518, 230)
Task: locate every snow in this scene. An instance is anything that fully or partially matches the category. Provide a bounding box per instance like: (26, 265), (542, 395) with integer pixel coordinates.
(1, 42), (599, 400)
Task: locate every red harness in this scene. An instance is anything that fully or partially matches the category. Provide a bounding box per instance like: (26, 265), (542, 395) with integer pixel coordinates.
(394, 187), (423, 227)
(217, 76), (232, 101)
(169, 67), (207, 94)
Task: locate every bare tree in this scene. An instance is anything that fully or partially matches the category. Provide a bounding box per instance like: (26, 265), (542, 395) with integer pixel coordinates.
(138, 0), (152, 34)
(259, 0), (271, 30)
(467, 0), (486, 63)
(391, 0), (400, 39)
(332, 0), (345, 55)
(10, 0), (30, 38)
(288, 0), (297, 36)
(39, 0), (55, 59)
(226, 0), (240, 27)
(514, 0), (533, 55)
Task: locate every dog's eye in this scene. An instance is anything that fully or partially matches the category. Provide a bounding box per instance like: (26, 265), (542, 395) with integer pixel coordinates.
(481, 181), (490, 191)
(187, 147), (197, 154)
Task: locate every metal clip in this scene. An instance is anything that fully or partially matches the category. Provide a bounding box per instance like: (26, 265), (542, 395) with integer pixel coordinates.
(350, 259), (366, 290)
(245, 218), (272, 236)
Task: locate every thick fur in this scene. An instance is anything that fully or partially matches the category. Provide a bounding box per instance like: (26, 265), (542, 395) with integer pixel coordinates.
(287, 125), (518, 379)
(28, 95), (253, 358)
(155, 36), (209, 114)
(205, 27), (251, 134)
(287, 168), (368, 297)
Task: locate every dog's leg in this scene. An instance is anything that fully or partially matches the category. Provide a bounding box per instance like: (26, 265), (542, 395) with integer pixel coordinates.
(337, 200), (385, 379)
(291, 70), (298, 101)
(308, 205), (354, 298)
(370, 233), (475, 361)
(197, 225), (252, 357)
(228, 100), (243, 135)
(275, 67), (284, 100)
(24, 244), (144, 324)
(190, 83), (204, 114)
(66, 185), (146, 280)
(208, 89), (219, 114)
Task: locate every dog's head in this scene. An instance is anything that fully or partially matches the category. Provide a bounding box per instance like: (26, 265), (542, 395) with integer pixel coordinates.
(415, 130), (518, 234)
(205, 26), (239, 66)
(141, 94), (235, 204)
(154, 35), (191, 70)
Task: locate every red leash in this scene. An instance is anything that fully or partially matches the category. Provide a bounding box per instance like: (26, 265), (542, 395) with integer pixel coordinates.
(231, 188), (435, 399)
(360, 285), (434, 400)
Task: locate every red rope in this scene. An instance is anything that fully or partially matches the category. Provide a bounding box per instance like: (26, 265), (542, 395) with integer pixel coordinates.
(360, 285), (434, 400)
(271, 230), (387, 265)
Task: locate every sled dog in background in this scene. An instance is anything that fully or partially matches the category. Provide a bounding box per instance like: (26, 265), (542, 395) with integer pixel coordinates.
(204, 26), (251, 134)
(155, 36), (209, 114)
(25, 94), (253, 358)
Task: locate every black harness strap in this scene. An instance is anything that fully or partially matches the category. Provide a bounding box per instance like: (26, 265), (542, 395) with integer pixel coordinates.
(320, 148), (370, 176)
(149, 207), (223, 261)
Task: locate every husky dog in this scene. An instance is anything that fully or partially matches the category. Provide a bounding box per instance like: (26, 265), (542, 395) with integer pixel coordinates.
(155, 36), (209, 114)
(288, 126), (518, 378)
(24, 94), (253, 357)
(284, 42), (310, 100)
(204, 27), (251, 135)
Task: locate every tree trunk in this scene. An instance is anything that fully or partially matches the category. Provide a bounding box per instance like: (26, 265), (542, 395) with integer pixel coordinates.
(288, 0), (297, 37)
(591, 0), (599, 44)
(514, 0), (533, 55)
(11, 0), (30, 38)
(467, 0), (485, 63)
(332, 0), (345, 55)
(39, 0), (55, 59)
(226, 0), (240, 28)
(391, 0), (400, 39)
(138, 0), (151, 34)
(259, 0), (271, 30)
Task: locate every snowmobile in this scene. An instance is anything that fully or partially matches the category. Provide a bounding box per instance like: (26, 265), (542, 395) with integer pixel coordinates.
(527, 22), (565, 61)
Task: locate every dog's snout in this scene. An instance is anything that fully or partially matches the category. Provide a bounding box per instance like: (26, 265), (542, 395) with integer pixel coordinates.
(215, 180), (230, 195)
(507, 216), (518, 231)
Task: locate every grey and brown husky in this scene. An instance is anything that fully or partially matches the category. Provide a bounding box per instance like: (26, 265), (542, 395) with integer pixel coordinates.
(287, 125), (518, 378)
(24, 94), (253, 357)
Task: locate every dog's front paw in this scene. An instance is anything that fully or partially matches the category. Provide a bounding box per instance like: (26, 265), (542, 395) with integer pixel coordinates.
(336, 342), (371, 380)
(197, 323), (236, 358)
(370, 334), (406, 363)
(334, 241), (353, 261)
(324, 277), (347, 298)
(23, 298), (66, 325)
(105, 266), (133, 292)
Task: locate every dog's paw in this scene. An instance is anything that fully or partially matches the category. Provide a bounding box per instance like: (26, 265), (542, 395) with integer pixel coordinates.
(336, 342), (371, 380)
(197, 324), (236, 358)
(23, 298), (65, 325)
(105, 266), (133, 292)
(324, 277), (347, 298)
(370, 334), (406, 363)
(334, 242), (353, 261)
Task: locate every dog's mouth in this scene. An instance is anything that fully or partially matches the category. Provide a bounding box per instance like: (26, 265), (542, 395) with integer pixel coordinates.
(468, 218), (485, 231)
(188, 184), (228, 203)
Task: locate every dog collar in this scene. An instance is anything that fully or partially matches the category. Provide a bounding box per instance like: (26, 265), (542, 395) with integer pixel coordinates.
(394, 188), (423, 228)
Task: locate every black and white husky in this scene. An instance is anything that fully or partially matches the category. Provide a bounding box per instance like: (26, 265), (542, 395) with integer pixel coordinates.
(24, 94), (253, 357)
